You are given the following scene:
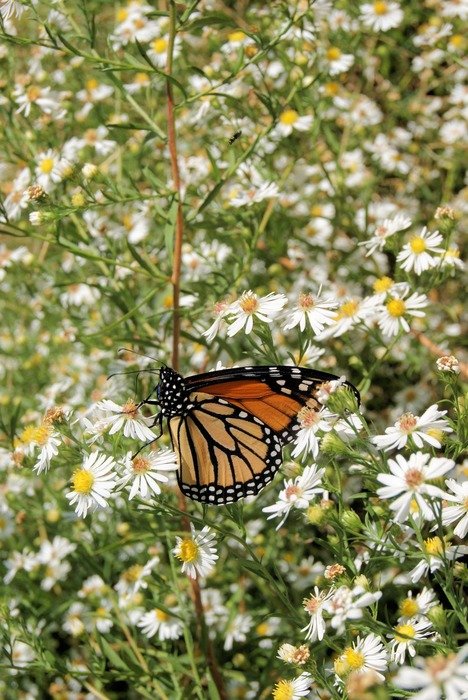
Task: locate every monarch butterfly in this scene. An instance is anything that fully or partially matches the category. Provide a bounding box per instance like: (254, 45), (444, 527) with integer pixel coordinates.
(140, 365), (359, 505)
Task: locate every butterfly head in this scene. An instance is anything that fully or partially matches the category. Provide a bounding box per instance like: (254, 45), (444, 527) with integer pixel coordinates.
(157, 366), (191, 417)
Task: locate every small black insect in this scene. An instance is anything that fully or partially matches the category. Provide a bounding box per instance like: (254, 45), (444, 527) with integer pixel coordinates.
(228, 130), (242, 145)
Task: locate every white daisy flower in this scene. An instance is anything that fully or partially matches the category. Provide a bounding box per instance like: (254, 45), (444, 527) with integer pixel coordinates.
(223, 613), (253, 651)
(272, 672), (312, 699)
(377, 289), (428, 337)
(359, 214), (412, 256)
(301, 586), (334, 642)
(440, 246), (465, 271)
(283, 289), (338, 335)
(96, 398), (157, 442)
(397, 226), (444, 275)
(60, 283), (101, 307)
(325, 46), (355, 75)
(316, 296), (378, 340)
(173, 524), (218, 579)
(275, 109), (314, 137)
(441, 0), (468, 19)
(114, 557), (159, 596)
(119, 449), (178, 500)
(335, 633), (388, 683)
(35, 149), (72, 192)
(147, 35), (181, 67)
(202, 299), (231, 342)
(291, 405), (335, 459)
(37, 536), (76, 566)
(228, 180), (279, 207)
(19, 422), (61, 474)
(138, 605), (183, 641)
(397, 587), (437, 622)
(226, 290), (287, 336)
(389, 618), (433, 665)
(394, 645), (468, 699)
(442, 479), (468, 538)
(66, 452), (117, 518)
(409, 536), (468, 583)
(372, 404), (453, 451)
(360, 1), (404, 31)
(325, 585), (382, 633)
(376, 452), (453, 523)
(262, 465), (325, 529)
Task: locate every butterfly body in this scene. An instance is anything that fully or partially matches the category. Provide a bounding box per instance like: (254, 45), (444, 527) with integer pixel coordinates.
(145, 365), (359, 505)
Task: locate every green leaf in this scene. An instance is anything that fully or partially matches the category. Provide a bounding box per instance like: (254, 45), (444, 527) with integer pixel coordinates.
(98, 637), (129, 672)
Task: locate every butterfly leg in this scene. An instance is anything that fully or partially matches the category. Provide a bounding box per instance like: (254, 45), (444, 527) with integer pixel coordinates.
(131, 412), (163, 459)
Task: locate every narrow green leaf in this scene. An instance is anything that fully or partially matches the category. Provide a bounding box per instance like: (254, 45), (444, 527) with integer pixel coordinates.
(98, 637), (129, 672)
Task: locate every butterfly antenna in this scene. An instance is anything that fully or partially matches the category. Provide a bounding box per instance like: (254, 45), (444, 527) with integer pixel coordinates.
(107, 368), (160, 381)
(117, 347), (163, 364)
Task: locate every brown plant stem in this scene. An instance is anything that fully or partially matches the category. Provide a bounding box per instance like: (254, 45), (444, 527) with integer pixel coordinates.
(165, 3), (227, 698)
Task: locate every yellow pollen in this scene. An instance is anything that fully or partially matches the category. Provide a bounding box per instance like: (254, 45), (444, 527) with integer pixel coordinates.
(373, 276), (393, 293)
(227, 30), (246, 43)
(426, 428), (443, 443)
(156, 609), (169, 622)
(20, 423), (52, 446)
(122, 399), (138, 416)
(39, 158), (54, 174)
(280, 109), (299, 125)
(337, 300), (358, 319)
(449, 34), (464, 48)
(239, 293), (259, 314)
(344, 647), (365, 670)
(26, 85), (41, 101)
(177, 539), (199, 563)
(72, 468), (95, 495)
(373, 1), (388, 14)
(135, 72), (149, 84)
(86, 78), (98, 91)
(116, 8), (128, 22)
(399, 598), (419, 618)
(386, 298), (406, 317)
(124, 564), (143, 582)
(398, 412), (417, 432)
(324, 81), (339, 96)
(327, 47), (341, 61)
(310, 205), (323, 216)
(395, 623), (416, 642)
(272, 680), (294, 700)
(256, 622), (269, 636)
(410, 236), (427, 254)
(152, 37), (168, 53)
(424, 536), (444, 556)
(132, 456), (151, 474)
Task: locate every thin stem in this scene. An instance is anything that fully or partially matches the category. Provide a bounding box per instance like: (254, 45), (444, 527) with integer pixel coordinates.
(165, 5), (227, 698)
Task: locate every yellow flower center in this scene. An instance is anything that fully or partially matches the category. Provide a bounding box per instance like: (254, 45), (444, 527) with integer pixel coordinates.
(152, 37), (168, 53)
(72, 468), (95, 494)
(337, 300), (358, 319)
(463, 496), (468, 511)
(177, 539), (199, 563)
(399, 598), (419, 618)
(156, 609), (169, 622)
(310, 204), (324, 216)
(20, 423), (52, 446)
(426, 428), (443, 443)
(410, 236), (427, 254)
(256, 622), (269, 636)
(424, 536), (444, 556)
(297, 402), (320, 428)
(409, 497), (420, 513)
(303, 594), (321, 614)
(398, 412), (417, 433)
(239, 292), (259, 314)
(449, 34), (464, 48)
(124, 564), (143, 582)
(280, 109), (299, 125)
(39, 158), (54, 174)
(132, 456), (151, 474)
(135, 72), (149, 84)
(116, 8), (128, 22)
(344, 647), (365, 670)
(324, 81), (339, 96)
(373, 276), (393, 293)
(386, 298), (406, 317)
(405, 468), (424, 489)
(227, 30), (246, 43)
(284, 484), (301, 500)
(327, 47), (342, 61)
(395, 623), (416, 642)
(446, 247), (460, 259)
(122, 399), (138, 416)
(26, 85), (41, 101)
(298, 292), (315, 310)
(373, 1), (388, 14)
(95, 607), (107, 618)
(86, 78), (98, 91)
(273, 680), (294, 700)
